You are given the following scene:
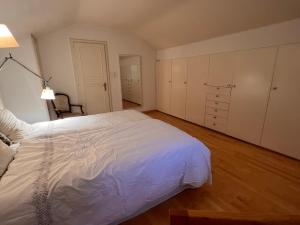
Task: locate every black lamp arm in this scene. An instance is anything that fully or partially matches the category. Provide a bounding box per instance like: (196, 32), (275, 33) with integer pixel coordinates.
(0, 53), (52, 84)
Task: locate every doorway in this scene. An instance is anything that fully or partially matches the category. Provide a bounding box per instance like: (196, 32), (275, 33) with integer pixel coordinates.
(119, 55), (142, 109)
(71, 39), (111, 115)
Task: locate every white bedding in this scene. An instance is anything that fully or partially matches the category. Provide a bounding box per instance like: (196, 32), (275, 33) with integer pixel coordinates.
(29, 110), (150, 138)
(0, 110), (211, 225)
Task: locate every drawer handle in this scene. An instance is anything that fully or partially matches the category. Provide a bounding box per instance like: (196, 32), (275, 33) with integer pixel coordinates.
(213, 123), (216, 126)
(214, 109), (218, 112)
(215, 102), (219, 105)
(216, 95), (219, 97)
(213, 116), (217, 119)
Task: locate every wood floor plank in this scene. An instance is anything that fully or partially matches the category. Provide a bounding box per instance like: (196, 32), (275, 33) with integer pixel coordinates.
(121, 111), (300, 225)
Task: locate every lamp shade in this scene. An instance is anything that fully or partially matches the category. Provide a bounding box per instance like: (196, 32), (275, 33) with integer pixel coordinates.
(0, 24), (19, 48)
(41, 87), (55, 100)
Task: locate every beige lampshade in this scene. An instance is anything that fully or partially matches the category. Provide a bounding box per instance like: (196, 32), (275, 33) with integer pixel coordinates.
(0, 24), (19, 48)
(41, 86), (55, 100)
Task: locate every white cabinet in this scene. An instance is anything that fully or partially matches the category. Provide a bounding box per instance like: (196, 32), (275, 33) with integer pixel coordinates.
(185, 56), (209, 125)
(204, 52), (235, 132)
(156, 60), (172, 114)
(155, 44), (300, 159)
(228, 47), (277, 144)
(208, 52), (235, 86)
(170, 58), (187, 119)
(261, 44), (300, 160)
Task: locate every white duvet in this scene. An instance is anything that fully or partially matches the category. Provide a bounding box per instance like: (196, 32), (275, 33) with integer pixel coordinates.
(0, 110), (211, 225)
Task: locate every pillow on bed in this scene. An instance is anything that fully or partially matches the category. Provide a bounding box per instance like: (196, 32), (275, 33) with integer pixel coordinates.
(0, 109), (32, 142)
(0, 140), (14, 177)
(0, 132), (12, 146)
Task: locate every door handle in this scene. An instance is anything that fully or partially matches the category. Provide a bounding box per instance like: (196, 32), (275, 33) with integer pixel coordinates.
(103, 82), (107, 91)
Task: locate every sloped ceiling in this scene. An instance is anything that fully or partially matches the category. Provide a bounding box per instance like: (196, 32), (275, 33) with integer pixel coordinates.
(1, 0), (300, 49)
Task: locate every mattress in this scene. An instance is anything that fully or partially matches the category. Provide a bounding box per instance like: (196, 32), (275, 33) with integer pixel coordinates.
(0, 110), (211, 225)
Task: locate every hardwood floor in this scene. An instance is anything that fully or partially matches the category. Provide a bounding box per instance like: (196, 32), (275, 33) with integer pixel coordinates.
(122, 99), (141, 109)
(121, 111), (300, 225)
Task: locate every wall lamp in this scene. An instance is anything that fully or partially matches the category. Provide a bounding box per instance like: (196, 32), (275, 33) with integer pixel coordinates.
(0, 24), (55, 100)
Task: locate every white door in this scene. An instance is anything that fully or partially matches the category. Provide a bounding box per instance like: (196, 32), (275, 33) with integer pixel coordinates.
(120, 66), (128, 100)
(208, 52), (235, 86)
(186, 55), (209, 125)
(71, 41), (110, 115)
(228, 47), (277, 144)
(261, 44), (300, 159)
(129, 64), (142, 104)
(170, 58), (187, 119)
(156, 60), (172, 114)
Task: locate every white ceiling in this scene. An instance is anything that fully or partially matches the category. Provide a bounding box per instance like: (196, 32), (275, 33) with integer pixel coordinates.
(1, 0), (300, 49)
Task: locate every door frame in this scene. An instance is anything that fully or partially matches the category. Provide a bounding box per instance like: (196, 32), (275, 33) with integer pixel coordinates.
(119, 54), (143, 108)
(70, 38), (112, 112)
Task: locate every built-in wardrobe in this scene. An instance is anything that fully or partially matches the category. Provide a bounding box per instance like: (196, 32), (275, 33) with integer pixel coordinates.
(156, 43), (300, 160)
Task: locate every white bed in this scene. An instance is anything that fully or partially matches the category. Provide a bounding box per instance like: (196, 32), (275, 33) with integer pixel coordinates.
(0, 110), (211, 225)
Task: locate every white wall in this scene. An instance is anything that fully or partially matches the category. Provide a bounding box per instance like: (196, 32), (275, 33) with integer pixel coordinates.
(0, 94), (4, 109)
(120, 55), (140, 66)
(157, 18), (300, 59)
(37, 24), (156, 112)
(0, 35), (50, 123)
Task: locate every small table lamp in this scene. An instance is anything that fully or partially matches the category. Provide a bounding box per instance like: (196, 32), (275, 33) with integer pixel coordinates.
(0, 24), (55, 100)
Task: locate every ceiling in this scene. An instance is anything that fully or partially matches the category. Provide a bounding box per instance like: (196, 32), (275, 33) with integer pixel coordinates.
(1, 0), (300, 49)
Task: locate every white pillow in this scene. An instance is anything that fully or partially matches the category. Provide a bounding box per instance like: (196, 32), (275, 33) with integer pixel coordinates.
(0, 141), (14, 177)
(0, 109), (32, 142)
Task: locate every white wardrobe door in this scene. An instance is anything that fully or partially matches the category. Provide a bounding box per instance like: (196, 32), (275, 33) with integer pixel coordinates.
(208, 52), (235, 86)
(227, 47), (277, 144)
(156, 60), (172, 114)
(170, 58), (187, 119)
(186, 56), (209, 125)
(261, 44), (300, 159)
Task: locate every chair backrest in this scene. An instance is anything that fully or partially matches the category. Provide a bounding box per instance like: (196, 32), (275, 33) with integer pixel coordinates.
(51, 93), (71, 112)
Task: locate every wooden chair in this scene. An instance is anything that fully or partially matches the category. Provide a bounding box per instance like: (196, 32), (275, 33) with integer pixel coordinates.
(51, 93), (84, 119)
(169, 209), (300, 225)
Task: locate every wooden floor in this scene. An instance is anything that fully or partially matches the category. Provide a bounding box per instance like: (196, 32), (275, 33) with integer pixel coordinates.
(122, 100), (140, 109)
(121, 111), (300, 225)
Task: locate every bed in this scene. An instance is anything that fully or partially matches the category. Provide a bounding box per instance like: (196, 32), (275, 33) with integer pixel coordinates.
(0, 110), (211, 225)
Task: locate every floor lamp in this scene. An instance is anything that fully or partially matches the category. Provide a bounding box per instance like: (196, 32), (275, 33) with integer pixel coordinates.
(0, 24), (55, 100)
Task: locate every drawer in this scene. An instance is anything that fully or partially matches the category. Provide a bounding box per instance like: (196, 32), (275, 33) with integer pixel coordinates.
(205, 86), (231, 96)
(206, 106), (229, 118)
(205, 116), (227, 133)
(206, 93), (231, 103)
(206, 100), (230, 110)
(205, 114), (228, 124)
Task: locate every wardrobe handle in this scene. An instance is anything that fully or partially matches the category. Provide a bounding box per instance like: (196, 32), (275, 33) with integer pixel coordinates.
(168, 80), (172, 83)
(103, 82), (107, 91)
(272, 86), (278, 90)
(184, 81), (187, 84)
